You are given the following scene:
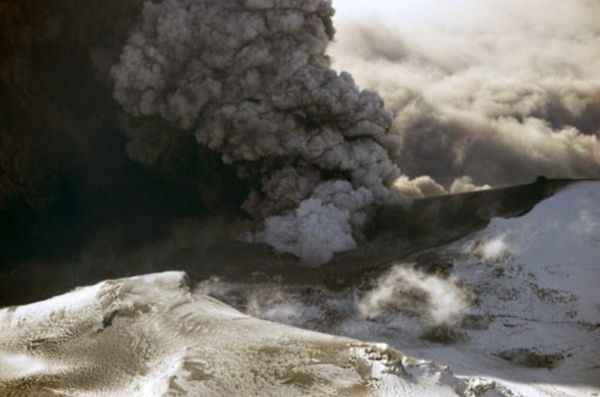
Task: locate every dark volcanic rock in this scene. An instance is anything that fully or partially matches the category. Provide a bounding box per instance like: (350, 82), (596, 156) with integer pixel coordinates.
(495, 348), (565, 369)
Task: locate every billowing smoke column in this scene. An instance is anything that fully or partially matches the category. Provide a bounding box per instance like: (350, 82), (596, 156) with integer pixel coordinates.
(111, 0), (407, 265)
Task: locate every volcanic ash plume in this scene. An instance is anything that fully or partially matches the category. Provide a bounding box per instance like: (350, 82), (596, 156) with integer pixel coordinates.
(111, 0), (408, 264)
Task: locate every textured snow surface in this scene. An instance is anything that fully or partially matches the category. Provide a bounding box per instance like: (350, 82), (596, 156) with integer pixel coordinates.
(0, 272), (498, 397)
(456, 181), (600, 324)
(431, 181), (600, 397)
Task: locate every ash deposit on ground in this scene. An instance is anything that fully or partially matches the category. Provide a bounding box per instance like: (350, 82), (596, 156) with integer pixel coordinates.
(1, 0), (599, 396)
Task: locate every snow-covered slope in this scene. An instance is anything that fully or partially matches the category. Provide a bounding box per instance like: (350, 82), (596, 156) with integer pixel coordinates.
(0, 271), (506, 397)
(195, 181), (600, 397)
(459, 181), (600, 322)
(431, 181), (600, 397)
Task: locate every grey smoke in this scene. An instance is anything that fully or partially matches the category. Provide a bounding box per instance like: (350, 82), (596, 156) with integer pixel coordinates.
(329, 0), (600, 187)
(111, 0), (408, 264)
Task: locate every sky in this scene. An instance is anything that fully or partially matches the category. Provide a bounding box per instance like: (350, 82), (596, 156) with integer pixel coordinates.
(332, 0), (471, 24)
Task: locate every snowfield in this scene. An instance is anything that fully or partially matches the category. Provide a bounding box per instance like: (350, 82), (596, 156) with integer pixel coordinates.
(431, 181), (600, 397)
(0, 182), (598, 396)
(197, 181), (600, 397)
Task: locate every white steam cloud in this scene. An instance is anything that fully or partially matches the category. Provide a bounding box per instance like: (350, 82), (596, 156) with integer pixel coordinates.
(469, 234), (515, 261)
(330, 0), (600, 186)
(358, 265), (471, 327)
(111, 0), (408, 265)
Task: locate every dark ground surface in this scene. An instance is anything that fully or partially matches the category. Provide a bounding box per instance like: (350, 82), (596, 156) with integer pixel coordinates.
(0, 177), (582, 307)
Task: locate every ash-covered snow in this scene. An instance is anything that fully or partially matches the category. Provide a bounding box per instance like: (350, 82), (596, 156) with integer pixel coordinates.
(0, 272), (500, 397)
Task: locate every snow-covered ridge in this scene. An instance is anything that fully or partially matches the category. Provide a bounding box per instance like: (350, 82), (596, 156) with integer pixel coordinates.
(454, 181), (600, 324)
(0, 271), (505, 396)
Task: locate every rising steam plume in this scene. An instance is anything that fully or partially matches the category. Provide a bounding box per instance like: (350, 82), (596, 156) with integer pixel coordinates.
(111, 0), (408, 264)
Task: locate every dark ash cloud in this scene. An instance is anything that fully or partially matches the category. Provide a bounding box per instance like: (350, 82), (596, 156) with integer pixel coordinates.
(1, 0), (599, 270)
(111, 0), (409, 264)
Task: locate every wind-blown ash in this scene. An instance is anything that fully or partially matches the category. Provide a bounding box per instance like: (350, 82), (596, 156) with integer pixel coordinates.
(330, 0), (600, 187)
